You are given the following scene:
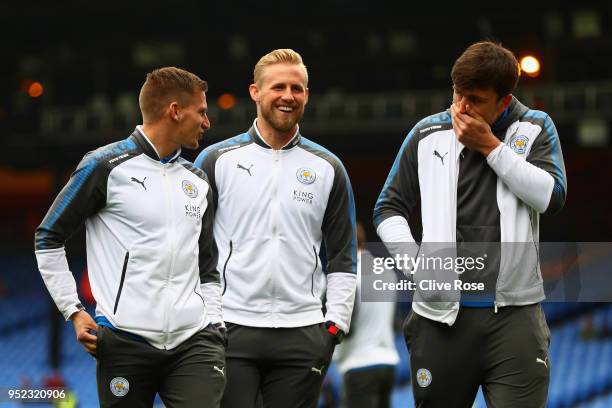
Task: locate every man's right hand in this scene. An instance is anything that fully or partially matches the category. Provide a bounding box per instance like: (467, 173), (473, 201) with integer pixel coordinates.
(70, 310), (99, 356)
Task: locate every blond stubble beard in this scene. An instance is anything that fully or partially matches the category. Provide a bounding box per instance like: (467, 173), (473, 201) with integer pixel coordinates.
(261, 106), (304, 133)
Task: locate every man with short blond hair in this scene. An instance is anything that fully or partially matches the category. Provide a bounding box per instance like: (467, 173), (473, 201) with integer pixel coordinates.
(196, 49), (357, 408)
(35, 67), (226, 408)
(253, 48), (309, 85)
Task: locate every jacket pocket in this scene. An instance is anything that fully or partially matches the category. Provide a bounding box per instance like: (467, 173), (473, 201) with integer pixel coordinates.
(113, 251), (129, 314)
(311, 245), (319, 297)
(222, 241), (233, 295)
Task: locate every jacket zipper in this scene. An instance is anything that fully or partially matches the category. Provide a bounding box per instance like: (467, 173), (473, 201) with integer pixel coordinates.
(162, 165), (175, 348)
(453, 143), (461, 304)
(311, 245), (319, 297)
(113, 251), (129, 314)
(454, 143), (462, 243)
(271, 149), (281, 324)
(529, 211), (541, 283)
(222, 240), (233, 295)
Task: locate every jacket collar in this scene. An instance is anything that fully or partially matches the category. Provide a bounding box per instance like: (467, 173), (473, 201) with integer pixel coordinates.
(132, 126), (181, 163)
(248, 119), (301, 150)
(492, 96), (528, 134)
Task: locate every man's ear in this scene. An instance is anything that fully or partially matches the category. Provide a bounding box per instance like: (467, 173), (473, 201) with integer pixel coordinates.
(169, 102), (180, 121)
(304, 87), (309, 106)
(249, 84), (259, 103)
(499, 94), (512, 113)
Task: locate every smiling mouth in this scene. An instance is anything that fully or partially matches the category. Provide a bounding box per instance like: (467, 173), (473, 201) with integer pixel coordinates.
(277, 106), (295, 113)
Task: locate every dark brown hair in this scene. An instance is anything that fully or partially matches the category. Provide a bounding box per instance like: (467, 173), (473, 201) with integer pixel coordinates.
(139, 67), (208, 123)
(451, 41), (520, 99)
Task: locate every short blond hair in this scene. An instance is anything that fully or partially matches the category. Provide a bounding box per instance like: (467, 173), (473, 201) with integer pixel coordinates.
(253, 49), (308, 86)
(139, 67), (208, 123)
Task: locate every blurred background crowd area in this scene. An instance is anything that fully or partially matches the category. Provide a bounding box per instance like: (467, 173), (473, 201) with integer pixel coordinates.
(0, 2), (611, 407)
(1, 1), (612, 246)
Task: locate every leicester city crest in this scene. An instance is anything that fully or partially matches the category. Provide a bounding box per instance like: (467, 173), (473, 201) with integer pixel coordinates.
(416, 368), (432, 388)
(110, 377), (130, 397)
(510, 134), (529, 154)
(296, 167), (316, 185)
(182, 180), (198, 198)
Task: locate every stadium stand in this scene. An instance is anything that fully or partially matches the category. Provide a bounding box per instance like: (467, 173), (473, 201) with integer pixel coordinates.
(1, 295), (610, 407)
(1, 5), (611, 407)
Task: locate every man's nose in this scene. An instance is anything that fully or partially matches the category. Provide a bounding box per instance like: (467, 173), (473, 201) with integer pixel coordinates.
(457, 97), (468, 113)
(202, 115), (211, 130)
(281, 88), (295, 101)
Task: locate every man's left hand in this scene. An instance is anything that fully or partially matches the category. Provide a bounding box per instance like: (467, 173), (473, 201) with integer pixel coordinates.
(450, 103), (501, 156)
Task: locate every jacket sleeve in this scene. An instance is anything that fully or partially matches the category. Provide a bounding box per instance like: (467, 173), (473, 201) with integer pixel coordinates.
(194, 148), (219, 209)
(486, 114), (567, 214)
(322, 161), (357, 333)
(34, 154), (108, 320)
(199, 181), (222, 325)
(525, 115), (567, 215)
(373, 128), (420, 242)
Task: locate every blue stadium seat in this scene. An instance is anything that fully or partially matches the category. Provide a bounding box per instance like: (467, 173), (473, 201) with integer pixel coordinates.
(391, 384), (413, 408)
(0, 295), (49, 333)
(1, 304), (610, 408)
(394, 333), (411, 384)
